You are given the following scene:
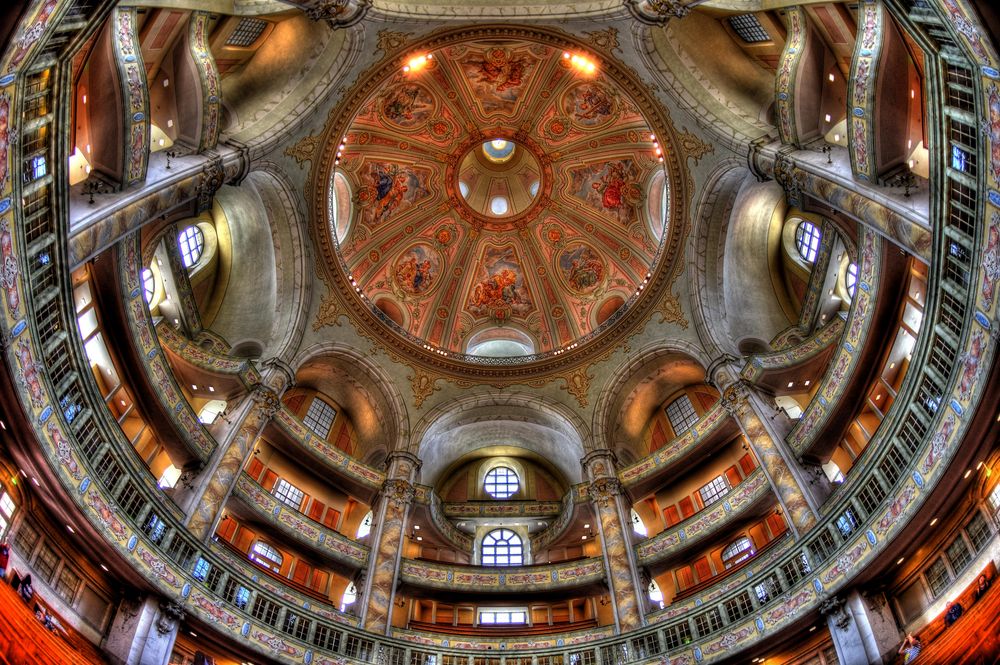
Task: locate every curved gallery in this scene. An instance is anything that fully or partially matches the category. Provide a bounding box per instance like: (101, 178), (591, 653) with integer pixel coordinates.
(0, 3), (998, 665)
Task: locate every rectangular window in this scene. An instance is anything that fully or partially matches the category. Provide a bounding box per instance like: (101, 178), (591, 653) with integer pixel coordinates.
(313, 623), (342, 652)
(809, 529), (838, 563)
(836, 509), (859, 538)
(567, 650), (595, 665)
(663, 620), (692, 649)
(537, 657), (564, 665)
(410, 652), (438, 665)
(35, 544), (59, 583)
(966, 511), (992, 552)
(284, 612), (311, 641)
(0, 492), (16, 519)
(142, 512), (166, 545)
(698, 476), (729, 507)
(166, 536), (196, 569)
(781, 553), (811, 586)
(989, 483), (1000, 516)
(630, 633), (661, 659)
(54, 566), (80, 603)
(925, 557), (952, 598)
(251, 596), (280, 626)
(665, 395), (699, 435)
(599, 644), (625, 665)
(303, 398), (337, 440)
(223, 578), (250, 610)
(728, 13), (771, 43)
(442, 657), (467, 665)
(273, 478), (305, 511)
(345, 635), (375, 661)
(192, 557), (212, 582)
(13, 521), (39, 556)
(754, 574), (782, 605)
(225, 17), (269, 47)
(478, 610), (527, 624)
(946, 536), (972, 574)
(385, 646), (407, 665)
(693, 607), (723, 636)
(724, 591), (754, 622)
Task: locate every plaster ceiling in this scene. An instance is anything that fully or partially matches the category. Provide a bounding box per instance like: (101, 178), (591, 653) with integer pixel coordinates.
(328, 38), (671, 358)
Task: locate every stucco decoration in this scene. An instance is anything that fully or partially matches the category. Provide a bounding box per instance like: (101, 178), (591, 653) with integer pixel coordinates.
(311, 27), (689, 374)
(775, 7), (807, 146)
(189, 11), (221, 152)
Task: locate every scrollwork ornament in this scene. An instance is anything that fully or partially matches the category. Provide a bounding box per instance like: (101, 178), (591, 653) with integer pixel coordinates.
(625, 0), (690, 24)
(380, 478), (415, 509)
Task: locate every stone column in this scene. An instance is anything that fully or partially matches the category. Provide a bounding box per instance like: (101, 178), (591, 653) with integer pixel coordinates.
(821, 591), (900, 665)
(583, 450), (645, 633)
(103, 597), (186, 665)
(185, 383), (282, 540)
(360, 451), (420, 634)
(720, 378), (819, 536)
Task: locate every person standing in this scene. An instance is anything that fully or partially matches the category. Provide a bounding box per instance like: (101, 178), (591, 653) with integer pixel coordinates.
(0, 540), (9, 580)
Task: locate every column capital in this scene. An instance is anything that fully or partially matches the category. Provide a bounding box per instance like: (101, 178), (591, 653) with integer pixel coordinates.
(379, 478), (415, 509)
(250, 384), (281, 419)
(582, 449), (618, 481)
(587, 476), (624, 508)
(156, 600), (187, 635)
(721, 380), (752, 419)
(259, 357), (295, 395)
(819, 594), (851, 631)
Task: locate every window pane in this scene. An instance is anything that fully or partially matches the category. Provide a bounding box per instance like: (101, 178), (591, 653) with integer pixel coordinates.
(665, 395), (699, 434)
(795, 221), (821, 262)
(303, 398), (337, 439)
(178, 226), (205, 268)
(698, 476), (729, 507)
(484, 467), (519, 499)
(482, 528), (523, 566)
(273, 478), (305, 510)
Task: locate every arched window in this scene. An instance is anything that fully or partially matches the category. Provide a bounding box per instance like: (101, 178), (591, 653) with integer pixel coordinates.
(341, 581), (358, 611)
(721, 537), (756, 569)
(357, 511), (373, 538)
(648, 580), (664, 609)
(142, 268), (155, 303)
(481, 528), (523, 566)
(178, 225), (205, 267)
(250, 541), (282, 572)
(845, 262), (859, 299)
(794, 221), (821, 263)
(631, 508), (647, 536)
(484, 466), (519, 499)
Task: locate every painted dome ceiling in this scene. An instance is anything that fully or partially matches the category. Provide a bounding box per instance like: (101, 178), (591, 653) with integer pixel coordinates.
(326, 36), (673, 359)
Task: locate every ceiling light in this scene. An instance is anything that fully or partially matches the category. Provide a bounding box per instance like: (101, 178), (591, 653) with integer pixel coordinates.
(189, 631), (198, 637)
(66, 525), (75, 534)
(897, 557), (905, 565)
(809, 626), (817, 632)
(31, 477), (39, 486)
(100, 564), (108, 572)
(824, 114), (831, 122)
(976, 461), (983, 469)
(828, 72), (835, 81)
(787, 381), (794, 388)
(581, 535), (587, 540)
(584, 524), (590, 529)
(930, 518), (938, 526)
(964, 469), (972, 479)
(416, 536), (422, 541)
(414, 525), (420, 530)
(804, 380), (810, 386)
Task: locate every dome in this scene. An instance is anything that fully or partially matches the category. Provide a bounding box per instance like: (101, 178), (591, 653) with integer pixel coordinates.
(318, 34), (680, 362)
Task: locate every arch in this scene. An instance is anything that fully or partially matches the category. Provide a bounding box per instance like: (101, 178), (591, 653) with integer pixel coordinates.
(591, 339), (711, 460)
(687, 160), (750, 361)
(244, 166), (313, 365)
(411, 392), (590, 487)
(290, 342), (410, 456)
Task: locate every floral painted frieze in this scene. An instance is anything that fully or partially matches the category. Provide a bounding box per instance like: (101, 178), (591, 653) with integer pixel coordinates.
(118, 237), (216, 462)
(636, 470), (769, 566)
(156, 320), (257, 379)
(741, 316), (844, 383)
(787, 230), (879, 456)
(775, 7), (808, 146)
(399, 557), (605, 593)
(848, 0), (884, 180)
(619, 402), (727, 488)
(273, 406), (384, 491)
(112, 7), (149, 186)
(391, 624), (616, 651)
(442, 499), (562, 518)
(233, 472), (369, 570)
(189, 12), (221, 152)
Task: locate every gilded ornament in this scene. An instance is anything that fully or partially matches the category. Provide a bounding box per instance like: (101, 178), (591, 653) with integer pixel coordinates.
(284, 134), (321, 168)
(313, 290), (346, 330)
(655, 290), (688, 328)
(676, 127), (714, 166)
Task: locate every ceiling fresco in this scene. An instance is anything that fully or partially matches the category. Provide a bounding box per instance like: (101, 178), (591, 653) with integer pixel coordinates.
(327, 37), (673, 357)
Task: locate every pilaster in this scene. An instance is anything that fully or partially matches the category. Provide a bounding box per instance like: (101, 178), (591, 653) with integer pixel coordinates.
(721, 380), (819, 536)
(103, 596), (186, 665)
(583, 450), (645, 633)
(821, 590), (899, 664)
(185, 383), (282, 540)
(360, 451), (420, 635)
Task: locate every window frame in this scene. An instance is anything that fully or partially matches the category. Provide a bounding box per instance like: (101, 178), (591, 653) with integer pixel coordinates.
(303, 397), (337, 440)
(665, 394), (699, 435)
(697, 475), (730, 508)
(795, 221), (822, 263)
(481, 528), (524, 567)
(484, 466), (520, 499)
(721, 536), (756, 569)
(272, 478), (305, 511)
(250, 541), (283, 572)
(177, 225), (205, 268)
